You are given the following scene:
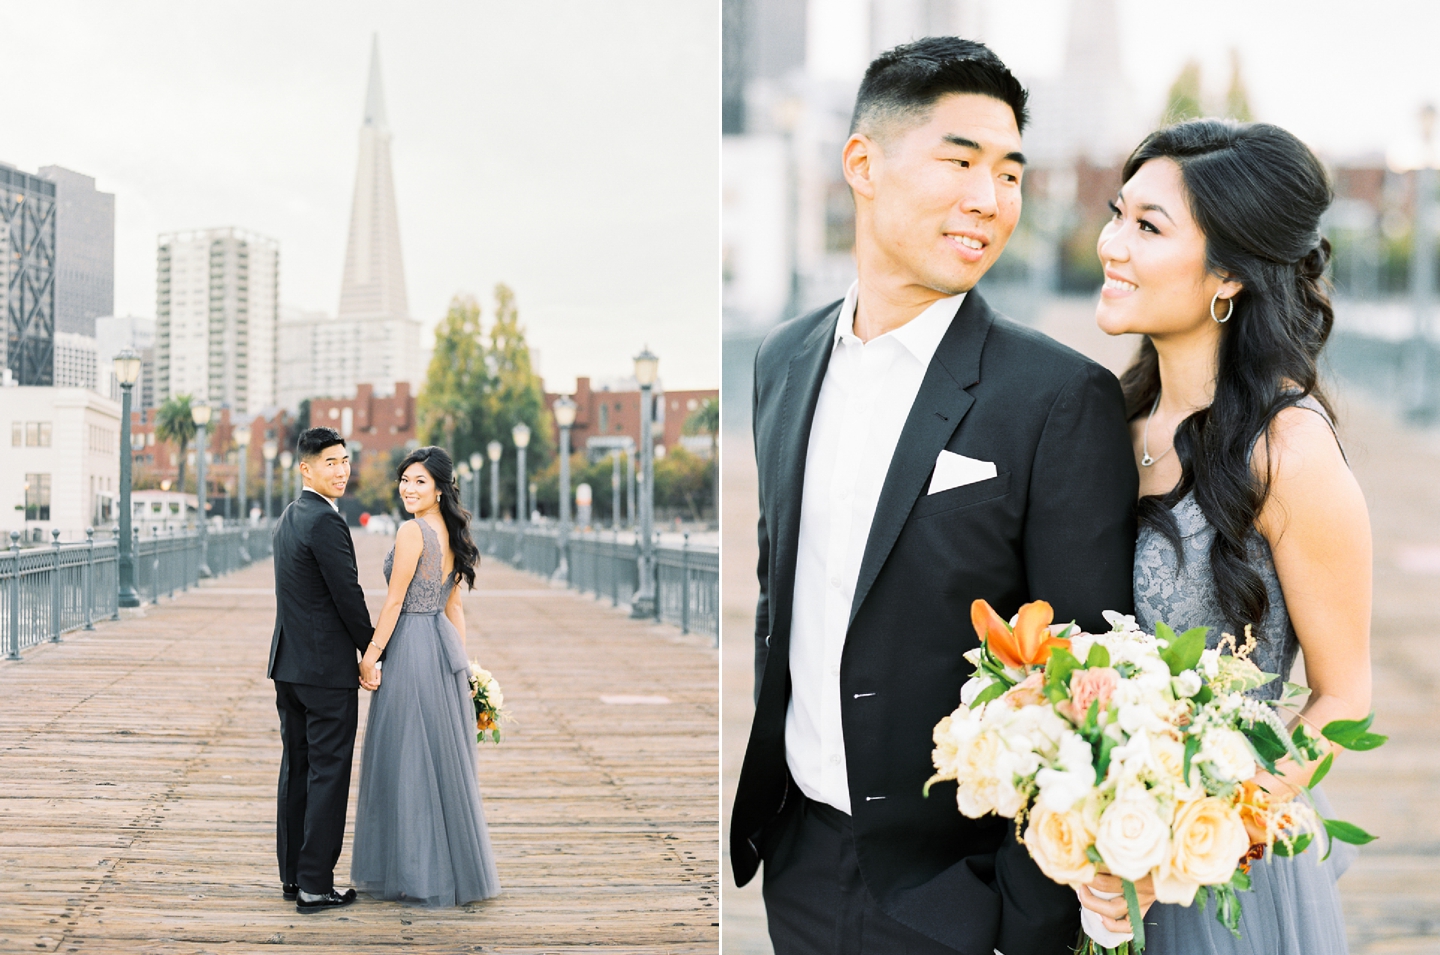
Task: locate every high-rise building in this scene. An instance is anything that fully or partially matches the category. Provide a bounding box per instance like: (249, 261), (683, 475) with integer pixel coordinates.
(38, 166), (115, 337)
(274, 305), (339, 412)
(156, 228), (279, 414)
(1, 162), (57, 386)
(52, 332), (98, 390)
(333, 37), (422, 396)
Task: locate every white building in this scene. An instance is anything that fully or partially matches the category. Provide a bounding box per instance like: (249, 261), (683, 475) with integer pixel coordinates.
(94, 315), (156, 408)
(156, 227), (279, 414)
(0, 386), (121, 540)
(53, 331), (99, 390)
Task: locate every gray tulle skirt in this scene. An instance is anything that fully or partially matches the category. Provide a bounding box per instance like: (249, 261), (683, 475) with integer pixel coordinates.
(1144, 787), (1354, 954)
(351, 610), (501, 907)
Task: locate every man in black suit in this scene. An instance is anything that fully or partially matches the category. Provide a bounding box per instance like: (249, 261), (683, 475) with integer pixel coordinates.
(730, 38), (1138, 955)
(267, 427), (376, 913)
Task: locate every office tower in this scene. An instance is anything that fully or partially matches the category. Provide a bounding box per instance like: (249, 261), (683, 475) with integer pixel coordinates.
(156, 228), (279, 414)
(52, 332), (98, 390)
(39, 166), (115, 337)
(335, 37), (422, 396)
(0, 162), (57, 385)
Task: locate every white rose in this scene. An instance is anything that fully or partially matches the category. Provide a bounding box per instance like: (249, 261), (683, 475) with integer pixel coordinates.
(1198, 648), (1220, 679)
(1166, 796), (1251, 887)
(1067, 633), (1095, 665)
(1102, 610), (1140, 633)
(1035, 731), (1097, 813)
(1151, 859), (1200, 906)
(1197, 728), (1256, 784)
(1171, 670), (1202, 698)
(957, 776), (1000, 818)
(1094, 793), (1171, 881)
(1025, 804), (1097, 887)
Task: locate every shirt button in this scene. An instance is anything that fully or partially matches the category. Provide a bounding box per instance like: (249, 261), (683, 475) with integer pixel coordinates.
(829, 754), (842, 765)
(829, 576), (842, 589)
(830, 665), (840, 676)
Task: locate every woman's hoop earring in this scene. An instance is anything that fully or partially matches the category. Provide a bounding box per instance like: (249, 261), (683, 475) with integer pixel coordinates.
(1211, 291), (1234, 324)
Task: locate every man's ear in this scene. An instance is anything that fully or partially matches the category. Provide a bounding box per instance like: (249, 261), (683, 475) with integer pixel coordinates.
(842, 133), (878, 201)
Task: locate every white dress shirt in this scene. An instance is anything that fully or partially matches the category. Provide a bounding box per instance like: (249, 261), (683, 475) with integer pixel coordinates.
(785, 281), (965, 814)
(303, 487), (340, 513)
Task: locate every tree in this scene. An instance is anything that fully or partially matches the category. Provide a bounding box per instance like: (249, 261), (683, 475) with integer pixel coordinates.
(1163, 60), (1204, 125)
(653, 446), (714, 522)
(295, 398), (312, 436)
(1223, 49), (1253, 122)
(155, 394), (196, 493)
(417, 295), (493, 455)
(682, 397), (719, 455)
(352, 448), (402, 515)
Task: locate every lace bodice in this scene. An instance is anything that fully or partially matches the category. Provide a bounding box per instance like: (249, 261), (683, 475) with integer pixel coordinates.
(383, 518), (454, 614)
(1133, 398), (1338, 701)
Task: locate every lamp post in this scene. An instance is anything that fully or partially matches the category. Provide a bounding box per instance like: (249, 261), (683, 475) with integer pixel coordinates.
(457, 461), (471, 523)
(114, 349), (142, 608)
(235, 421), (251, 561)
(552, 395), (577, 583)
(192, 402), (213, 578)
(279, 450), (294, 513)
(1407, 101), (1438, 419)
(487, 440), (502, 553)
(262, 439), (277, 520)
(631, 347), (658, 618)
(511, 422), (531, 565)
(469, 452), (484, 523)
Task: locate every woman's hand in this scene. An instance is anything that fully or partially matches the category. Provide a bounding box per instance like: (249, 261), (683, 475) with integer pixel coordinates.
(1077, 872), (1155, 933)
(360, 647), (382, 691)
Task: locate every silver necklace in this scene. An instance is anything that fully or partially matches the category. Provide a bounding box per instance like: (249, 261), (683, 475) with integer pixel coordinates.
(1141, 392), (1173, 468)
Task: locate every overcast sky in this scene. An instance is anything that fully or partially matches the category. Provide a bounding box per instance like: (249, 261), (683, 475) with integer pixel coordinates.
(983, 0), (1440, 162)
(0, 0), (720, 391)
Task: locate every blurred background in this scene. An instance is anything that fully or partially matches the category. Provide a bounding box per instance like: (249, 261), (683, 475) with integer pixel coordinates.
(721, 1), (1440, 951)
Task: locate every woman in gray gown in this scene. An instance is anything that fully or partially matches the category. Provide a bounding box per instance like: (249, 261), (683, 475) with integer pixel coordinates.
(351, 446), (501, 907)
(1079, 120), (1374, 952)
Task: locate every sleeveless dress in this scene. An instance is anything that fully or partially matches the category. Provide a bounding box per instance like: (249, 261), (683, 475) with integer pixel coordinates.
(1133, 400), (1353, 953)
(351, 518), (501, 906)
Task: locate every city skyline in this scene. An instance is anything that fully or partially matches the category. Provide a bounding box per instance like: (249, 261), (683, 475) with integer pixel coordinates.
(0, 0), (719, 391)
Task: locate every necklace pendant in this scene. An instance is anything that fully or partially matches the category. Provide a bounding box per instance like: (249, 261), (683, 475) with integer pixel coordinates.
(1140, 452), (1155, 467)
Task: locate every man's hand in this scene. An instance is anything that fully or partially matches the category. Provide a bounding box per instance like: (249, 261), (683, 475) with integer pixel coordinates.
(360, 656), (382, 691)
(1077, 872), (1155, 933)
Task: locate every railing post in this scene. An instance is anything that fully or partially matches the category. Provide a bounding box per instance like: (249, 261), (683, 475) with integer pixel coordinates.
(151, 526), (161, 605)
(611, 529), (620, 608)
(6, 532), (20, 660)
(113, 526), (123, 620)
(680, 532), (690, 635)
(652, 531), (661, 621)
(50, 529), (62, 643)
(84, 528), (95, 630)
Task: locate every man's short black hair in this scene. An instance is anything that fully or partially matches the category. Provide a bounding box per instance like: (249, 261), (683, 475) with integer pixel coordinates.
(850, 37), (1028, 141)
(297, 427), (346, 462)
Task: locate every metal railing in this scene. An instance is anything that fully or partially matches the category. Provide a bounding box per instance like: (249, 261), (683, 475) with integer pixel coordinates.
(473, 522), (718, 642)
(3, 521), (273, 660)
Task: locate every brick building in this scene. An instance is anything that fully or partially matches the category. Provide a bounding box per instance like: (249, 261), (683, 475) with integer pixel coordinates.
(544, 377), (718, 459)
(308, 381), (417, 466)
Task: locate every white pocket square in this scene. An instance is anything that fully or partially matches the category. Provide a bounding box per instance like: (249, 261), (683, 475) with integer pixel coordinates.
(928, 450), (998, 495)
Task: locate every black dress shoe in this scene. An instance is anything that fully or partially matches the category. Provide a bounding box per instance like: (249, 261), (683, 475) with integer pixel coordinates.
(282, 882), (299, 901)
(296, 888), (357, 913)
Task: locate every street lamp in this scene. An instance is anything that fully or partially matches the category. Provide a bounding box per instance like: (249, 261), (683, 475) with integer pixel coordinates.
(235, 421), (252, 561)
(457, 461), (472, 524)
(486, 439), (502, 553)
(469, 452), (484, 523)
(262, 439), (278, 520)
(631, 347), (658, 618)
(279, 450), (294, 512)
(114, 349), (142, 608)
(192, 402), (213, 578)
(511, 422), (531, 566)
(553, 395), (577, 583)
(1407, 101), (1438, 419)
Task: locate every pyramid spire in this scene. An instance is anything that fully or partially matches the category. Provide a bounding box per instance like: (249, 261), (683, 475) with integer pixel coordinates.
(363, 34), (389, 132)
(340, 34), (407, 320)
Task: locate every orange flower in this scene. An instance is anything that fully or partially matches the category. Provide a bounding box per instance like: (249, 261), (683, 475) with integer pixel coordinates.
(971, 599), (1071, 669)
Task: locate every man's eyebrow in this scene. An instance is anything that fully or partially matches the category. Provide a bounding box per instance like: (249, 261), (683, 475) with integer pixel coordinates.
(941, 134), (1026, 166)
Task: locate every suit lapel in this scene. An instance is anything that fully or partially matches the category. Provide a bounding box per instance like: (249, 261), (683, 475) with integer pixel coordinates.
(849, 292), (995, 625)
(767, 305), (842, 646)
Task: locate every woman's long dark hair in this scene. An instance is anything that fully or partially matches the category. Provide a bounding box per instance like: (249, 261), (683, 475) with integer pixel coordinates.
(1118, 119), (1335, 631)
(397, 446), (479, 590)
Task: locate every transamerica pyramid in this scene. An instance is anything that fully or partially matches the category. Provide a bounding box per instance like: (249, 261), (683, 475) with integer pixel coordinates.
(335, 35), (422, 395)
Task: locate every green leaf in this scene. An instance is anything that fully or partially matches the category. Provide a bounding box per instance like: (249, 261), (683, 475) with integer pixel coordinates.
(1323, 818), (1377, 847)
(970, 681), (1009, 708)
(1159, 625), (1208, 676)
(1321, 713), (1373, 745)
(1095, 734), (1118, 785)
(1056, 622), (1077, 640)
(1244, 722), (1288, 767)
(1291, 724), (1323, 762)
(1183, 735), (1201, 785)
(1086, 643), (1111, 669)
(1154, 620), (1176, 648)
(1086, 845), (1103, 865)
(1340, 732), (1388, 751)
(1191, 685), (1213, 706)
(1229, 866), (1251, 892)
(1122, 879), (1147, 952)
(1045, 647), (1082, 690)
(1272, 832), (1313, 857)
(1306, 752), (1334, 790)
(1282, 681), (1312, 702)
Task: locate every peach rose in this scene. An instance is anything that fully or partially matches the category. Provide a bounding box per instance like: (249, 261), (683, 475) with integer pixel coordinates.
(1165, 796), (1251, 888)
(1067, 667), (1119, 722)
(1093, 792), (1170, 881)
(1025, 804), (1097, 887)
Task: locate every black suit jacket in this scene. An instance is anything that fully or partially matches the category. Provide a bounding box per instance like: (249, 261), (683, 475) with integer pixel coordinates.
(730, 292), (1137, 955)
(267, 491), (374, 689)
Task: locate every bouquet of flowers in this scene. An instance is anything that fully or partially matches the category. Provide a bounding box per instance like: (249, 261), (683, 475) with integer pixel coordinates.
(468, 662), (509, 744)
(926, 599), (1384, 953)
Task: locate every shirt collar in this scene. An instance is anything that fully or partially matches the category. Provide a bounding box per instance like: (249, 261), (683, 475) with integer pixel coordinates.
(303, 487), (340, 512)
(832, 280), (965, 367)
